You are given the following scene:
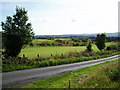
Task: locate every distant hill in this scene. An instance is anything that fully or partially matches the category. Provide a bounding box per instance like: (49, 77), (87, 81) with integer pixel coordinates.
(35, 32), (120, 38)
(64, 32), (120, 37)
(105, 32), (120, 37)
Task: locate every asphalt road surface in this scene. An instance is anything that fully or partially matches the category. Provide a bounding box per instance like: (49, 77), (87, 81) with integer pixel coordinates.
(2, 54), (119, 88)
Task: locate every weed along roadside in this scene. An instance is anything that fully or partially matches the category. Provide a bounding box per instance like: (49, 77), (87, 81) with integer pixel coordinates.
(2, 50), (120, 72)
(23, 59), (120, 88)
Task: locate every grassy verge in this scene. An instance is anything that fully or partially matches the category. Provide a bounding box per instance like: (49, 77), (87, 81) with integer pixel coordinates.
(23, 59), (120, 88)
(2, 51), (120, 72)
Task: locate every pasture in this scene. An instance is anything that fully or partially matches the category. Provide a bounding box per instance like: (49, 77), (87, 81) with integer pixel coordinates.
(19, 39), (114, 59)
(19, 46), (86, 58)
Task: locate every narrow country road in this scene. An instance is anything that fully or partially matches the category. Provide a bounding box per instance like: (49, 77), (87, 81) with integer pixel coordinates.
(2, 55), (119, 88)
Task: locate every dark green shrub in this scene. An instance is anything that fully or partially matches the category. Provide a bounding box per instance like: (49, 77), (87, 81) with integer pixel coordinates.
(29, 43), (34, 47)
(106, 43), (119, 51)
(86, 41), (92, 52)
(95, 34), (106, 51)
(105, 67), (120, 82)
(110, 68), (120, 82)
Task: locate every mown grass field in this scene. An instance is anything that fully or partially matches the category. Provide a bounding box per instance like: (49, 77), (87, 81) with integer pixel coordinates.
(19, 39), (114, 59)
(23, 59), (120, 88)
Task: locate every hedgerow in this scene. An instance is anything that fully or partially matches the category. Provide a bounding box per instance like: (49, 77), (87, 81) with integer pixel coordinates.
(2, 50), (120, 72)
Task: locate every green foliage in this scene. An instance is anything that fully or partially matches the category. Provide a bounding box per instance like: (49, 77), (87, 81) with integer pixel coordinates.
(1, 6), (34, 58)
(86, 39), (92, 52)
(71, 38), (88, 42)
(106, 67), (120, 82)
(29, 42), (34, 47)
(2, 50), (120, 72)
(111, 68), (120, 82)
(106, 43), (120, 51)
(95, 34), (106, 51)
(35, 38), (88, 46)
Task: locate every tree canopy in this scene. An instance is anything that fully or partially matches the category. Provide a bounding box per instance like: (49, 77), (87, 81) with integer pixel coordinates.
(95, 33), (106, 51)
(1, 6), (34, 58)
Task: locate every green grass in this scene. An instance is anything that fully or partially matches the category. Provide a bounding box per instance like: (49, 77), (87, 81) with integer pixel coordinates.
(54, 38), (71, 40)
(32, 39), (55, 45)
(23, 59), (120, 88)
(32, 38), (71, 46)
(2, 65), (34, 72)
(19, 46), (86, 58)
(19, 39), (114, 59)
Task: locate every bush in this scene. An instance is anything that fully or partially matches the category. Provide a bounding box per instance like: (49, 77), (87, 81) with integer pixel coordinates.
(29, 43), (34, 47)
(110, 68), (120, 82)
(86, 41), (92, 52)
(106, 43), (120, 51)
(105, 67), (120, 82)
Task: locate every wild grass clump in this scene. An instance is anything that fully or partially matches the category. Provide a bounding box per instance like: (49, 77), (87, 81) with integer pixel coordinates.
(109, 68), (120, 82)
(104, 64), (120, 82)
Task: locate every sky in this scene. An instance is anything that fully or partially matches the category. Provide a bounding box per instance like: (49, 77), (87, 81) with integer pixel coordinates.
(0, 0), (119, 35)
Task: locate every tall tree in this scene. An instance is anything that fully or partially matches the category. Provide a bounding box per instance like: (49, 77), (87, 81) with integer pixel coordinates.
(1, 6), (34, 58)
(95, 33), (106, 51)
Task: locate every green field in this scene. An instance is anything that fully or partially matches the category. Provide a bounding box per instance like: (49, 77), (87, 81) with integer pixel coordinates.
(20, 46), (85, 58)
(19, 39), (115, 59)
(23, 59), (120, 88)
(32, 38), (71, 46)
(32, 39), (55, 45)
